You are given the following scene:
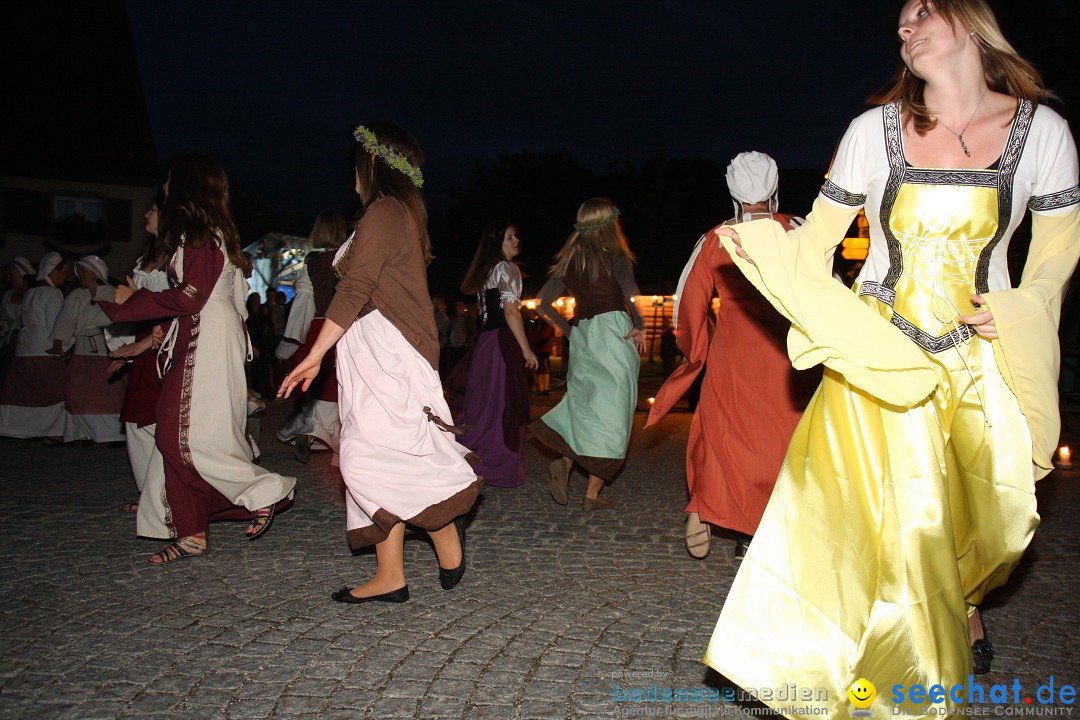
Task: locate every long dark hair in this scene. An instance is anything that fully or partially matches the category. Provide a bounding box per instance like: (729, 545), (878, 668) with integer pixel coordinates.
(461, 222), (514, 295)
(137, 185), (169, 270)
(353, 122), (432, 265)
(871, 0), (1048, 134)
(159, 153), (246, 270)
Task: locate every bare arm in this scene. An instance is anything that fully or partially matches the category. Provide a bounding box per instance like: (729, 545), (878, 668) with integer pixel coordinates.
(277, 316), (347, 397)
(503, 301), (538, 369)
(535, 275), (571, 336)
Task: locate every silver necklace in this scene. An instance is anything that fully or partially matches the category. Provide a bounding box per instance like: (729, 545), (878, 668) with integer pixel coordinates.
(933, 89), (987, 158)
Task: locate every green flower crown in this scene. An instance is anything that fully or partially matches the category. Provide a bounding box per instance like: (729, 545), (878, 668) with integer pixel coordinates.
(353, 125), (425, 188)
(574, 206), (620, 233)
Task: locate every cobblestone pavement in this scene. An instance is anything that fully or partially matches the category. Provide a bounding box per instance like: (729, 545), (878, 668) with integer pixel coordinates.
(1, 379), (1078, 719)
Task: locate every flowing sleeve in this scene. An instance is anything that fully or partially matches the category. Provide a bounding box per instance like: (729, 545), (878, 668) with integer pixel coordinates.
(492, 261), (523, 304)
(40, 287), (64, 337)
(132, 267), (171, 292)
(50, 288), (83, 351)
(325, 198), (405, 329)
(646, 235), (715, 426)
(983, 110), (1080, 479)
(98, 242), (224, 323)
(536, 274), (571, 337)
(612, 254), (644, 330)
(282, 266), (315, 343)
(715, 112), (938, 408)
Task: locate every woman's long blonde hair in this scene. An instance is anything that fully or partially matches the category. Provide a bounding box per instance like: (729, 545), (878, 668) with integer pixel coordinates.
(549, 198), (635, 283)
(871, 0), (1048, 134)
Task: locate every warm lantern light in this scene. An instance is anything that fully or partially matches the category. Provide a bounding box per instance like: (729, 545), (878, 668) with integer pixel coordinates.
(555, 299), (564, 307)
(647, 397), (655, 405)
(567, 297), (576, 305)
(1056, 445), (1072, 469)
(653, 295), (659, 302)
(671, 294), (678, 300)
(524, 299), (537, 310)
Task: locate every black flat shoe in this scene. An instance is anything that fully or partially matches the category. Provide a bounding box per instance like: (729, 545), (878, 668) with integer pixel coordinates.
(439, 516), (466, 590)
(331, 585), (409, 604)
(972, 639), (994, 675)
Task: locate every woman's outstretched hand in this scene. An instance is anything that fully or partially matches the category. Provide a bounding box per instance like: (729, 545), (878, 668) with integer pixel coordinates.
(625, 327), (647, 353)
(110, 334), (155, 359)
(278, 353), (323, 398)
(716, 227), (755, 266)
(113, 276), (138, 305)
(957, 294), (998, 339)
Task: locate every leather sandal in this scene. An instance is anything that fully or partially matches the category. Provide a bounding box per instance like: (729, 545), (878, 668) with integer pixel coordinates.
(685, 512), (711, 558)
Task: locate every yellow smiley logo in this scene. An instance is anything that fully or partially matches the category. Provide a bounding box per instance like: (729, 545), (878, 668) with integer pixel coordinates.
(848, 678), (876, 709)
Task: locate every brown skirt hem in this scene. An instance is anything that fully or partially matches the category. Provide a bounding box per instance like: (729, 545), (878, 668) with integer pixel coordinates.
(528, 420), (625, 482)
(345, 477), (483, 550)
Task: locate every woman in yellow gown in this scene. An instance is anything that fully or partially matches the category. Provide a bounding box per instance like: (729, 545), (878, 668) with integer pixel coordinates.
(706, 1), (1080, 717)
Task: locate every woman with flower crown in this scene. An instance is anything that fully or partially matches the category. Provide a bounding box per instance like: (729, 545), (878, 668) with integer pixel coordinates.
(532, 198), (646, 511)
(99, 154), (296, 564)
(705, 1), (1079, 716)
(280, 123), (480, 604)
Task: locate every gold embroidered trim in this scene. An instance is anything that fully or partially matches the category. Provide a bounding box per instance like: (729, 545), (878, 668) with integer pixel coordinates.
(178, 313), (200, 471)
(180, 282), (204, 302)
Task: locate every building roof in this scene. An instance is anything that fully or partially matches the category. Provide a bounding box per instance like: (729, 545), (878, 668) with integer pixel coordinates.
(1, 1), (159, 186)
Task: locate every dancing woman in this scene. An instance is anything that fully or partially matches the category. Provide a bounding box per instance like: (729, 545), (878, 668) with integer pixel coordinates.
(50, 255), (127, 443)
(706, 1), (1079, 716)
(457, 223), (538, 487)
(280, 123), (480, 603)
(647, 152), (818, 560)
(532, 198), (646, 510)
(275, 211), (348, 462)
(110, 191), (171, 534)
(100, 154), (295, 564)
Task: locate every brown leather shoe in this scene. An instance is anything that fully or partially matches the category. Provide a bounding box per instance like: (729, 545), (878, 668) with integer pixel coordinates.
(549, 457), (572, 505)
(582, 495), (616, 512)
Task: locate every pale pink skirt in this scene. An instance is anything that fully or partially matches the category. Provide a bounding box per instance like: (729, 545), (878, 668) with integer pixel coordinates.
(337, 310), (479, 549)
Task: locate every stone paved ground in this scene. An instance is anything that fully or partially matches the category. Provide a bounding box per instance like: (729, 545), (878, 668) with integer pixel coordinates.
(0, 375), (1078, 719)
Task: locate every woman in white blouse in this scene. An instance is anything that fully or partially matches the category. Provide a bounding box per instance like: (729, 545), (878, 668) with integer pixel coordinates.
(457, 223), (538, 487)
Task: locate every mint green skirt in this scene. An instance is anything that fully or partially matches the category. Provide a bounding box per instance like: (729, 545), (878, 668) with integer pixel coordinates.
(531, 311), (639, 481)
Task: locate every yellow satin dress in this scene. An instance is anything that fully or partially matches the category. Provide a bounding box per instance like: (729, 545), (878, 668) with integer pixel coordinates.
(704, 176), (1040, 718)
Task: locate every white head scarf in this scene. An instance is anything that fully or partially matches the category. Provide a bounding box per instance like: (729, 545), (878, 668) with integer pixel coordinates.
(76, 255), (109, 283)
(726, 151), (779, 220)
(36, 252), (63, 282)
(8, 257), (34, 277)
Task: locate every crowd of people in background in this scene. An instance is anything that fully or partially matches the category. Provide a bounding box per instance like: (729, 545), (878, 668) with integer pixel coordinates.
(1, 1), (1077, 716)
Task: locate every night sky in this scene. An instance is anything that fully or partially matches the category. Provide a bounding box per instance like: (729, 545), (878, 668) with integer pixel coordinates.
(127, 1), (914, 218)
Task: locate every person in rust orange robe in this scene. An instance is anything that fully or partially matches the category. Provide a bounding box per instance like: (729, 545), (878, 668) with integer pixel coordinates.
(647, 152), (819, 559)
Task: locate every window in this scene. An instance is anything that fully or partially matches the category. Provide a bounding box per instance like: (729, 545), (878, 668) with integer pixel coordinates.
(53, 196), (103, 223)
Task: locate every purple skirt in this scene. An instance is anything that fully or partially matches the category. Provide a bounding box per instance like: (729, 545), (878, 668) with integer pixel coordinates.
(458, 329), (529, 487)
